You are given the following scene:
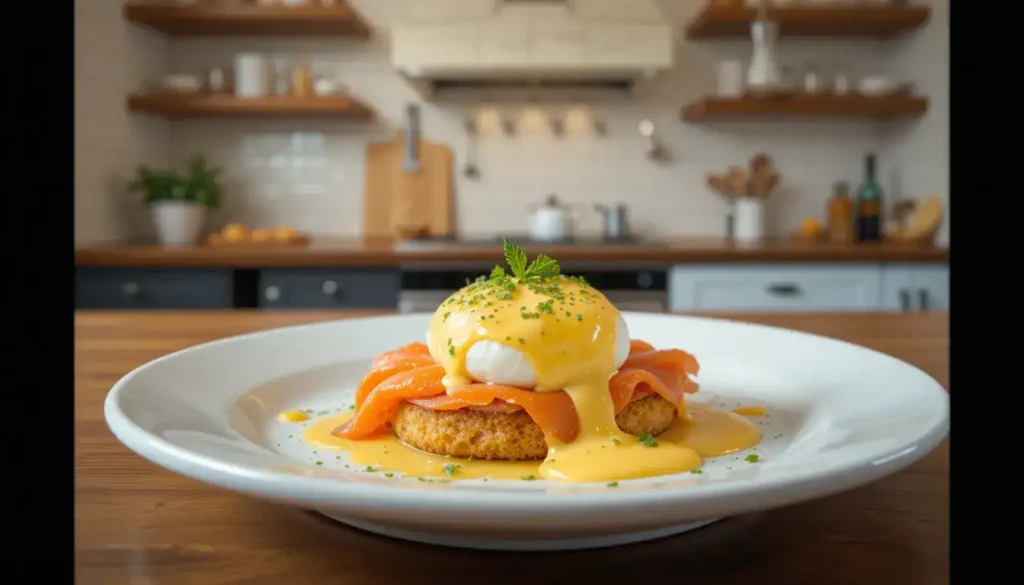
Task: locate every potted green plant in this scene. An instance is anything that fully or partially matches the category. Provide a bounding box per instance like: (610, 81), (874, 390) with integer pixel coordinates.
(128, 154), (223, 246)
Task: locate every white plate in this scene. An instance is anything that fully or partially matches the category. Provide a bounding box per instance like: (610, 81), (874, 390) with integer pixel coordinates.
(104, 313), (949, 551)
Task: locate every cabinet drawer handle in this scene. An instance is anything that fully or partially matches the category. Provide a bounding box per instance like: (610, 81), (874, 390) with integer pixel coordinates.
(322, 280), (345, 298)
(122, 282), (140, 297)
(899, 289), (911, 312)
(917, 288), (929, 311)
(766, 283), (801, 296)
(265, 286), (281, 302)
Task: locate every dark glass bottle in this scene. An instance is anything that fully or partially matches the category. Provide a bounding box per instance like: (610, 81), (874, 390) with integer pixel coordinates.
(855, 154), (884, 242)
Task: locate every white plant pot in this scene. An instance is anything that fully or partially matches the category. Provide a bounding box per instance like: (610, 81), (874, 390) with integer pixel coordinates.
(151, 201), (206, 246)
(733, 197), (766, 245)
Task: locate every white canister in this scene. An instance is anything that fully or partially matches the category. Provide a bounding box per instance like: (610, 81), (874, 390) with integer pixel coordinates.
(717, 60), (744, 98)
(234, 54), (269, 98)
(733, 197), (766, 245)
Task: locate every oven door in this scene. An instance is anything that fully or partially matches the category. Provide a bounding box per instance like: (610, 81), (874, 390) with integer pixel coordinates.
(603, 290), (668, 313)
(398, 290), (454, 314)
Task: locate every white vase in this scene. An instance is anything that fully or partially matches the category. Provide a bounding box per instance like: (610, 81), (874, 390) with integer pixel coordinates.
(733, 197), (765, 245)
(151, 201), (206, 246)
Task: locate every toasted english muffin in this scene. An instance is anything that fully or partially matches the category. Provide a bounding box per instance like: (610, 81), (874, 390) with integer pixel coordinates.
(390, 393), (677, 461)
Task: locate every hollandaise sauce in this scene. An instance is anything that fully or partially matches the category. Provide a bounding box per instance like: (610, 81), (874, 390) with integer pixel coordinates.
(304, 403), (761, 481)
(308, 245), (763, 483)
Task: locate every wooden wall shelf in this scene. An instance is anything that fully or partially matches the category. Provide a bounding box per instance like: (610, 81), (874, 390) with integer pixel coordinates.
(686, 4), (931, 39)
(123, 1), (371, 37)
(127, 94), (375, 120)
(681, 94), (929, 121)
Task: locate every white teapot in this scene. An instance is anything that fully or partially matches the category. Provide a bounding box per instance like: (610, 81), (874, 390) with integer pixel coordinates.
(529, 194), (579, 242)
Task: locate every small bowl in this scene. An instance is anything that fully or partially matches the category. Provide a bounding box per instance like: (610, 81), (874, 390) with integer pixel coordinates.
(162, 74), (202, 94)
(858, 75), (896, 96)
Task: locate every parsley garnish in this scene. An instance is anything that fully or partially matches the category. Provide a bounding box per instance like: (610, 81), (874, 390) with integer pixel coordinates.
(443, 463), (460, 477)
(504, 238), (529, 278)
(525, 253), (560, 279)
(636, 431), (658, 447)
(496, 238), (562, 281)
(521, 475), (537, 481)
(384, 472), (394, 478)
(690, 469), (703, 475)
(607, 481), (619, 487)
(745, 454), (760, 463)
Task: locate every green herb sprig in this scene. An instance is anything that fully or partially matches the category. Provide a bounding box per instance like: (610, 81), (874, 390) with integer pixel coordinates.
(636, 431), (658, 448)
(499, 238), (561, 281)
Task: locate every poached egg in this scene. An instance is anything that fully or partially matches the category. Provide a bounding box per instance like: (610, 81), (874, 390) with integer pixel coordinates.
(428, 312), (631, 388)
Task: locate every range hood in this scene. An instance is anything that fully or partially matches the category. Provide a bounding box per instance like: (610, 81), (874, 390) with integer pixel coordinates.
(391, 0), (675, 100)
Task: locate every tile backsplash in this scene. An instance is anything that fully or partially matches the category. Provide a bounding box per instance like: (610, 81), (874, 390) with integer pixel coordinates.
(74, 0), (949, 245)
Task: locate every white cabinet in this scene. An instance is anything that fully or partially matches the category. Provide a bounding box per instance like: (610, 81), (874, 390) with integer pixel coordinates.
(881, 265), (949, 312)
(670, 265), (883, 313)
(670, 263), (948, 313)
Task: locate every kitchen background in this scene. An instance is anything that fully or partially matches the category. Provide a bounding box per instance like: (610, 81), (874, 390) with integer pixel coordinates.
(74, 0), (949, 245)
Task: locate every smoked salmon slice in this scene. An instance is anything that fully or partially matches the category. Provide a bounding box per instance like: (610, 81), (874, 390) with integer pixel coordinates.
(623, 348), (699, 376)
(446, 384), (580, 443)
(406, 394), (523, 414)
(334, 365), (446, 440)
(354, 355), (436, 409)
(339, 339), (699, 443)
(609, 369), (686, 413)
(370, 342), (432, 368)
(629, 339), (656, 354)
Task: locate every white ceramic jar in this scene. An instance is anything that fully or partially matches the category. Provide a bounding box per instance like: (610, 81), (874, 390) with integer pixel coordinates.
(234, 54), (269, 98)
(733, 197), (765, 245)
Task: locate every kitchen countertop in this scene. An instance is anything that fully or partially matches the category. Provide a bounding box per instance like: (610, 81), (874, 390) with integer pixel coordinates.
(74, 237), (949, 268)
(76, 310), (948, 585)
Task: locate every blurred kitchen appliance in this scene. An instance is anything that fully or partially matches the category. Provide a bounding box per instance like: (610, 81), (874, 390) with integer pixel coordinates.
(391, 0), (673, 100)
(594, 203), (630, 240)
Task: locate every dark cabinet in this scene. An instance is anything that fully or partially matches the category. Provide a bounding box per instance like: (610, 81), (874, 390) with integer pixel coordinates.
(76, 268), (233, 309)
(258, 269), (399, 309)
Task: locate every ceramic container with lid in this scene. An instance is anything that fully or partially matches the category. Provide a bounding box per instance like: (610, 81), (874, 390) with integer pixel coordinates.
(529, 194), (579, 242)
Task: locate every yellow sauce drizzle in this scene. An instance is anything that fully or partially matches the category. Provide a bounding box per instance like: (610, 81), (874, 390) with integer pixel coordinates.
(277, 410), (310, 423)
(304, 403), (760, 481)
(733, 405), (767, 417)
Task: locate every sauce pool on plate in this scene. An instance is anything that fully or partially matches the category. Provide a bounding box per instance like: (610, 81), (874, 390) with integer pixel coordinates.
(299, 403), (761, 481)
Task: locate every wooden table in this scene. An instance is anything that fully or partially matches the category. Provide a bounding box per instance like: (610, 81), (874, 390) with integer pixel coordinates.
(75, 311), (949, 585)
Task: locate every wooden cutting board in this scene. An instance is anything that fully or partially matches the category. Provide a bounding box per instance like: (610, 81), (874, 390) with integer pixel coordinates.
(363, 107), (454, 239)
